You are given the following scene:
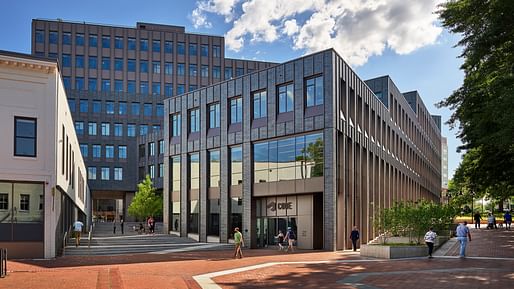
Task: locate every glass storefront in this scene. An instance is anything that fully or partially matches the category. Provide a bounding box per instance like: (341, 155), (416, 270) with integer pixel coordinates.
(255, 196), (298, 248)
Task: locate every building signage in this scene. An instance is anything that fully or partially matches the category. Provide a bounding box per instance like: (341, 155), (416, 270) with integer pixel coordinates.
(266, 201), (293, 211)
(265, 196), (297, 217)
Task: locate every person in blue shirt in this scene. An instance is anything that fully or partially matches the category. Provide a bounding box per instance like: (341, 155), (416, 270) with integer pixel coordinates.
(350, 226), (360, 251)
(456, 221), (472, 258)
(504, 211), (512, 230)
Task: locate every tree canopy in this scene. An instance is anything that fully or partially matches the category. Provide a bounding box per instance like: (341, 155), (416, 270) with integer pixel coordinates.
(128, 175), (163, 221)
(437, 0), (514, 202)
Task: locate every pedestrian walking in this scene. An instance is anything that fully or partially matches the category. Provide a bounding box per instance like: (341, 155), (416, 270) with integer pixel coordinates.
(148, 216), (155, 234)
(473, 211), (482, 229)
(456, 221), (472, 258)
(72, 219), (84, 247)
(276, 230), (285, 251)
(113, 218), (117, 234)
(285, 227), (296, 253)
(504, 211), (512, 230)
(233, 227), (244, 259)
(487, 213), (495, 229)
(424, 227), (437, 258)
(350, 226), (360, 251)
(120, 217), (124, 234)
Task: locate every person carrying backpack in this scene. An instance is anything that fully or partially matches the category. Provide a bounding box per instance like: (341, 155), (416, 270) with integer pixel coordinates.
(285, 227), (296, 253)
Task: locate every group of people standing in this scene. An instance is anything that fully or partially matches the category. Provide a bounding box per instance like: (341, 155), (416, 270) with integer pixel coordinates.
(473, 211), (512, 230)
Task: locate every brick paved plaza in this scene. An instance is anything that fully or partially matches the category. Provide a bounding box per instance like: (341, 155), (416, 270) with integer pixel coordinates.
(2, 227), (513, 289)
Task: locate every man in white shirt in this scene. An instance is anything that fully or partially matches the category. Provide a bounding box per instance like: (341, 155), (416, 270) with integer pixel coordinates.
(73, 220), (84, 247)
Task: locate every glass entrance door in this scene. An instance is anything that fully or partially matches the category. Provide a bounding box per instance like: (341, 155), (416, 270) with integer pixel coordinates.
(256, 217), (297, 248)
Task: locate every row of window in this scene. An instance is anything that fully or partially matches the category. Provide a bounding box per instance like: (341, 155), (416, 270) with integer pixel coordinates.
(138, 140), (165, 158)
(80, 144), (128, 159)
(35, 30), (222, 57)
(138, 163), (164, 180)
(87, 166), (123, 181)
(0, 193), (40, 211)
(63, 77), (199, 96)
(75, 122), (160, 137)
(170, 76), (324, 136)
(68, 99), (163, 116)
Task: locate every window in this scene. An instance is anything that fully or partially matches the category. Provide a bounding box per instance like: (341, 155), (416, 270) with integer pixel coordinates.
(164, 62), (173, 75)
(209, 150), (220, 188)
(49, 31), (58, 44)
(189, 43), (197, 56)
(230, 97), (243, 124)
(171, 113), (181, 137)
(188, 154), (199, 232)
(152, 83), (161, 95)
(127, 124), (136, 137)
(165, 83), (173, 95)
(177, 42), (185, 55)
(158, 140), (165, 155)
(139, 144), (146, 158)
(149, 142), (155, 156)
(92, 101), (101, 113)
(101, 122), (110, 136)
(213, 45), (221, 57)
(88, 167), (97, 180)
(212, 66), (221, 78)
(253, 90), (267, 119)
(102, 36), (110, 48)
(156, 104), (164, 117)
(201, 44), (209, 57)
(140, 125), (148, 135)
(89, 34), (97, 47)
(62, 54), (71, 67)
(80, 99), (88, 112)
(144, 103), (152, 116)
(128, 37), (136, 50)
(67, 99), (76, 112)
(114, 123), (123, 136)
(76, 55), (84, 68)
(152, 125), (161, 132)
(177, 84), (185, 95)
(278, 83), (294, 113)
(230, 146), (242, 185)
(140, 39), (148, 51)
(88, 79), (97, 91)
(224, 67), (232, 79)
(149, 165), (155, 179)
(114, 36), (123, 49)
(209, 103), (220, 128)
(102, 79), (110, 91)
(189, 153), (200, 189)
(115, 80), (123, 92)
(189, 108), (200, 133)
(152, 39), (160, 52)
(189, 64), (197, 77)
(88, 122), (97, 135)
(152, 61), (161, 74)
(105, 101), (114, 114)
(201, 65), (209, 77)
(80, 144), (88, 157)
(165, 41), (173, 53)
(158, 163), (164, 178)
(75, 121), (84, 135)
(128, 81), (136, 93)
(63, 77), (71, 89)
(88, 56), (97, 69)
(14, 117), (37, 157)
(140, 60), (148, 73)
(62, 32), (71, 45)
(101, 167), (110, 180)
(131, 102), (140, 115)
(75, 78), (85, 90)
(127, 59), (136, 72)
(20, 194), (30, 211)
(35, 30), (44, 43)
(177, 63), (185, 76)
(306, 75), (324, 107)
(114, 58), (123, 71)
(118, 145), (127, 159)
(140, 82), (149, 94)
(118, 102), (127, 115)
(92, 145), (101, 158)
(236, 67), (244, 77)
(76, 33), (85, 46)
(101, 57), (110, 70)
(105, 145), (114, 158)
(113, 167), (123, 181)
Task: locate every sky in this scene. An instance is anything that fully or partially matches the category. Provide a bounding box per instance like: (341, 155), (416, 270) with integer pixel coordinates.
(0, 0), (464, 178)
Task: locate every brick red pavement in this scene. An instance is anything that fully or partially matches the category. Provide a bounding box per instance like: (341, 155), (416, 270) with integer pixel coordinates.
(1, 227), (513, 289)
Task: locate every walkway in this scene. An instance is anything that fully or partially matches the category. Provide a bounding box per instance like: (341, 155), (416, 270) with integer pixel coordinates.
(2, 227), (513, 289)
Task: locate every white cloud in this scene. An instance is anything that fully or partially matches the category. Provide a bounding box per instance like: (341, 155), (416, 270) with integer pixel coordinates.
(192, 0), (444, 66)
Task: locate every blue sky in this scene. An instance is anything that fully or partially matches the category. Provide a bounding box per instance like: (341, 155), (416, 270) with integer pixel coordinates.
(0, 0), (464, 178)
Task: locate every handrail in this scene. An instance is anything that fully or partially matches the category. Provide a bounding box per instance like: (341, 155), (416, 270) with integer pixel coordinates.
(88, 224), (93, 251)
(62, 231), (68, 256)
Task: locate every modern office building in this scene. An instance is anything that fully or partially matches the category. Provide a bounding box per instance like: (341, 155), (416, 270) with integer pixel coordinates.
(163, 49), (442, 250)
(0, 51), (89, 258)
(31, 19), (275, 220)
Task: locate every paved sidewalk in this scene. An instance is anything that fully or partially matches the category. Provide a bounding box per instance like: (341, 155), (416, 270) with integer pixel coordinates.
(2, 227), (513, 289)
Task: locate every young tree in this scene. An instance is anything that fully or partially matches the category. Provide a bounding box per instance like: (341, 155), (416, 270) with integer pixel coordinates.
(128, 175), (163, 221)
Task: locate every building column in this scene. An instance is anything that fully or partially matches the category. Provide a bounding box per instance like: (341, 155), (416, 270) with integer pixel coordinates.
(219, 146), (229, 242)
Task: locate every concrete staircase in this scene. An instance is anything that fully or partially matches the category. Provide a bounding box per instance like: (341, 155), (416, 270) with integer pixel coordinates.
(63, 222), (231, 256)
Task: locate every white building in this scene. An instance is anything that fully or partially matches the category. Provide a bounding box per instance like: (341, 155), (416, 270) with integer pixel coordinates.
(0, 51), (90, 258)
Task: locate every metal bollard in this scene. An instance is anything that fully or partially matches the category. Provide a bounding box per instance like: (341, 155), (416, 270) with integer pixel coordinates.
(0, 248), (6, 278)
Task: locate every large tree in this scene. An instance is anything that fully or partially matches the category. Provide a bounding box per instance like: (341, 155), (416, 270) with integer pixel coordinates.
(437, 0), (514, 201)
(128, 175), (163, 221)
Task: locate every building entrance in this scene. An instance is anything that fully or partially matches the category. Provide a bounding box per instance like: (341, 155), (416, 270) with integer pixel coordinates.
(256, 217), (297, 248)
